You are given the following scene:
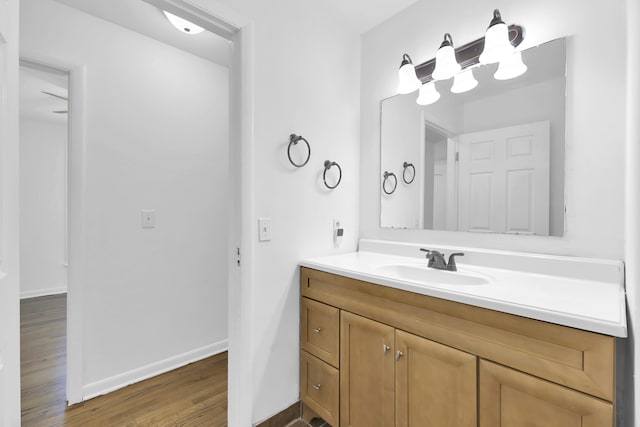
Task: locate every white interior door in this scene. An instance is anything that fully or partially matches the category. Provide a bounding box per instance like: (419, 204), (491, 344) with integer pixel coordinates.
(458, 121), (550, 235)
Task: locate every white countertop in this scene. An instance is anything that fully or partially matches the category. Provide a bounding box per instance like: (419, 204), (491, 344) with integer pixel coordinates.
(300, 242), (627, 337)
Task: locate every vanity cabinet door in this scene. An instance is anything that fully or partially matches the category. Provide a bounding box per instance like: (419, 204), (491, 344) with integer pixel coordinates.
(395, 330), (476, 427)
(340, 311), (394, 427)
(479, 360), (613, 427)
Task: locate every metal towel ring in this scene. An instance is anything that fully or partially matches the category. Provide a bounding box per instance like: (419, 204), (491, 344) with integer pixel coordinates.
(402, 162), (416, 184)
(323, 160), (342, 189)
(287, 134), (311, 167)
(383, 171), (398, 195)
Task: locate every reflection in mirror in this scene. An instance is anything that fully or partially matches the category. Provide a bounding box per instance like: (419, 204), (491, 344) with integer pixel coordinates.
(380, 38), (566, 237)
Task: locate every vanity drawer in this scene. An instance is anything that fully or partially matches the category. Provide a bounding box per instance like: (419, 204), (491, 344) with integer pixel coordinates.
(301, 297), (340, 367)
(301, 350), (339, 427)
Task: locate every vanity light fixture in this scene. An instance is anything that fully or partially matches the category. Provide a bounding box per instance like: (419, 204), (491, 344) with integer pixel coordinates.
(163, 11), (205, 34)
(397, 54), (422, 94)
(432, 33), (461, 81)
(450, 68), (478, 93)
(494, 51), (528, 80)
(416, 82), (440, 106)
(479, 9), (515, 64)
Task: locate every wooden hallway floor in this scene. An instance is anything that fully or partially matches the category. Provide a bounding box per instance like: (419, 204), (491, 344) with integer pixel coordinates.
(21, 294), (228, 426)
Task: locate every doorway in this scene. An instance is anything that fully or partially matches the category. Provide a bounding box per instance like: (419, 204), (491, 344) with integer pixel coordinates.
(18, 1), (251, 424)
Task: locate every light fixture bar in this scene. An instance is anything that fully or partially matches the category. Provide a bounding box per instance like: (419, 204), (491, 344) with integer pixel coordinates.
(414, 24), (524, 84)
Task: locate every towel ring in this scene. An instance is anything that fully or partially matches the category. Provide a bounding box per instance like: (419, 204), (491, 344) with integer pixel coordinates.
(323, 160), (342, 189)
(288, 134), (311, 168)
(402, 162), (415, 184)
(383, 171), (398, 195)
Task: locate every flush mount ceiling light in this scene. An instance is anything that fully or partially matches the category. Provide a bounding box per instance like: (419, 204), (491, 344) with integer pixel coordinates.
(479, 9), (515, 64)
(397, 54), (422, 94)
(163, 11), (205, 35)
(432, 33), (461, 81)
(494, 51), (528, 80)
(416, 82), (440, 106)
(450, 68), (478, 93)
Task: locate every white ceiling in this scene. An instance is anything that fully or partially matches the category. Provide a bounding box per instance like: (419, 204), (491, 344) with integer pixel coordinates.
(52, 0), (421, 68)
(53, 0), (231, 67)
(20, 65), (69, 124)
(321, 0), (421, 33)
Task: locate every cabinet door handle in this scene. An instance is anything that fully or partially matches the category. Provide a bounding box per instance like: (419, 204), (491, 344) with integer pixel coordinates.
(313, 384), (321, 390)
(312, 327), (322, 333)
(396, 350), (404, 361)
(383, 344), (390, 354)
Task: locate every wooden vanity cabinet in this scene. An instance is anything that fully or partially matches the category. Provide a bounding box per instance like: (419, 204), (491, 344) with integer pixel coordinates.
(300, 267), (616, 427)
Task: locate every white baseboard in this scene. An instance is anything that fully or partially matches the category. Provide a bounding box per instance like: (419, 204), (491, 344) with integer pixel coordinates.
(20, 287), (67, 299)
(82, 339), (228, 401)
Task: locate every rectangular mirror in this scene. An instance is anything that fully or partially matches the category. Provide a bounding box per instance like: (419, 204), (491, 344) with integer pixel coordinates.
(380, 38), (566, 236)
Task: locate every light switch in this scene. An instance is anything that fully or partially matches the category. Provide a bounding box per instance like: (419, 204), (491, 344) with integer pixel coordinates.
(258, 218), (272, 241)
(142, 209), (156, 228)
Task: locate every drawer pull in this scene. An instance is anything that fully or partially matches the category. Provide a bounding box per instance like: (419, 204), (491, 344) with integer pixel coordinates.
(383, 344), (390, 354)
(312, 327), (322, 333)
(313, 383), (321, 390)
(396, 350), (404, 361)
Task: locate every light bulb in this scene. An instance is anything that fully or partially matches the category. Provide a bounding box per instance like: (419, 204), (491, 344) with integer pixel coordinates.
(432, 33), (461, 81)
(479, 9), (514, 64)
(451, 68), (478, 93)
(416, 82), (440, 106)
(397, 54), (422, 94)
(494, 51), (527, 80)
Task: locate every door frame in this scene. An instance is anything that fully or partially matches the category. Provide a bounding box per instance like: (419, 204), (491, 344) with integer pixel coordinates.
(19, 1), (255, 424)
(136, 2), (255, 425)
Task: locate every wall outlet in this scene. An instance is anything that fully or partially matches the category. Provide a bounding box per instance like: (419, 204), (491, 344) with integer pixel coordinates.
(258, 218), (272, 241)
(142, 209), (156, 228)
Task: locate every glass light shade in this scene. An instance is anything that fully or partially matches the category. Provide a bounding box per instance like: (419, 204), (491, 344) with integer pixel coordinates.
(479, 22), (514, 64)
(397, 62), (422, 94)
(451, 68), (478, 93)
(432, 45), (461, 80)
(416, 82), (440, 106)
(494, 51), (527, 80)
(163, 11), (205, 34)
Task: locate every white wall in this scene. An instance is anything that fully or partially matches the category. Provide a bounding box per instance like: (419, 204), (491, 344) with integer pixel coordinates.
(20, 117), (68, 298)
(361, 0), (626, 260)
(0, 0), (22, 424)
(21, 0), (229, 398)
(189, 0), (362, 423)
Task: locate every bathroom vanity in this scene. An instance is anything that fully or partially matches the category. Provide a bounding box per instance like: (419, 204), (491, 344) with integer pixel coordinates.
(299, 240), (626, 427)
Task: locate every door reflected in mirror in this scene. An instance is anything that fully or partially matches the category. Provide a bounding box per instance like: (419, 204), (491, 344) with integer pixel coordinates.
(380, 38), (566, 237)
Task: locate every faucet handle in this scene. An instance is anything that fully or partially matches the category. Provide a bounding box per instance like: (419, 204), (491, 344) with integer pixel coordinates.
(419, 248), (431, 257)
(447, 253), (465, 271)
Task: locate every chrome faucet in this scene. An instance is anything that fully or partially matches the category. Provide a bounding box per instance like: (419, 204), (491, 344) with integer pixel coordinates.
(420, 249), (464, 271)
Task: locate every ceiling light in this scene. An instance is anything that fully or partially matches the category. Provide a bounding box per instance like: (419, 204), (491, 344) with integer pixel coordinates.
(479, 9), (514, 64)
(494, 51), (527, 80)
(163, 11), (205, 35)
(397, 54), (422, 95)
(432, 33), (461, 81)
(416, 82), (440, 106)
(451, 68), (478, 93)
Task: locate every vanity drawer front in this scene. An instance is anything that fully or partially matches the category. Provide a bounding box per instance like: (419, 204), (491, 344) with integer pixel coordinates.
(301, 267), (615, 402)
(301, 350), (339, 427)
(301, 297), (340, 367)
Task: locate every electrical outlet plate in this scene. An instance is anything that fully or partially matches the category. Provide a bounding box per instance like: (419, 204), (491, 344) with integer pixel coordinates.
(258, 218), (272, 241)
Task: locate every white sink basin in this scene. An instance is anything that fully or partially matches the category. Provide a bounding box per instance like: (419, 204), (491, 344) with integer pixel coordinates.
(375, 263), (491, 286)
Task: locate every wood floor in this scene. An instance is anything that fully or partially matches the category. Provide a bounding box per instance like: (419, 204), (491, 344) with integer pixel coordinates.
(21, 294), (228, 426)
